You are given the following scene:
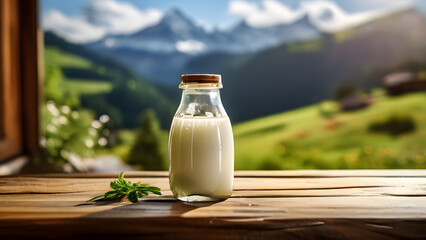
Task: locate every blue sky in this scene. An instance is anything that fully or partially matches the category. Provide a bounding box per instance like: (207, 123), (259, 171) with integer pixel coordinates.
(41, 0), (424, 43)
(41, 0), (423, 28)
(41, 0), (239, 30)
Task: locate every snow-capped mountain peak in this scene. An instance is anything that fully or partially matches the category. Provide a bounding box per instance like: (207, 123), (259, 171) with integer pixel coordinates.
(88, 7), (322, 54)
(159, 8), (199, 34)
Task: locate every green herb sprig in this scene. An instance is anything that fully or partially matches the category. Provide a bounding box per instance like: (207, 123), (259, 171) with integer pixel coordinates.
(88, 172), (161, 203)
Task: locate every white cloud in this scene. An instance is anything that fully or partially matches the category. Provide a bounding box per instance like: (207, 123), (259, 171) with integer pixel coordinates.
(176, 40), (207, 54)
(302, 1), (373, 32)
(229, 0), (413, 32)
(42, 0), (163, 43)
(229, 0), (303, 27)
(302, 0), (412, 32)
(43, 10), (105, 43)
(86, 0), (162, 35)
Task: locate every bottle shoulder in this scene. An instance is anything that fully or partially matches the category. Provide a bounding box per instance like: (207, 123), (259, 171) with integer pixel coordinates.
(174, 89), (228, 118)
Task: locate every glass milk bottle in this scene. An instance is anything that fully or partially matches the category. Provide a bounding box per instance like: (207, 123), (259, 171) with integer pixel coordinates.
(169, 74), (234, 202)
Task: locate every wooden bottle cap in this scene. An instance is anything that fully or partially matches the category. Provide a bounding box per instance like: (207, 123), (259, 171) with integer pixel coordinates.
(180, 74), (222, 88)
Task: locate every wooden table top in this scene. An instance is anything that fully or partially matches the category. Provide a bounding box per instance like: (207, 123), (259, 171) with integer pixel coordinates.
(1, 170), (426, 239)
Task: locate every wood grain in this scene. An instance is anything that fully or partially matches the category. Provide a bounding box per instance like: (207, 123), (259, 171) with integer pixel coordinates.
(0, 0), (40, 161)
(18, 0), (41, 156)
(17, 169), (426, 178)
(0, 170), (425, 239)
(0, 0), (22, 160)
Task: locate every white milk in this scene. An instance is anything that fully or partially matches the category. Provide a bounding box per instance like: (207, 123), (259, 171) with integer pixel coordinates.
(169, 116), (234, 200)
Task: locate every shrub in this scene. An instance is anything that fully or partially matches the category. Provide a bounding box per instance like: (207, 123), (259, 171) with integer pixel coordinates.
(368, 114), (416, 136)
(318, 101), (340, 118)
(40, 101), (109, 172)
(334, 84), (357, 101)
(40, 65), (109, 172)
(257, 158), (283, 170)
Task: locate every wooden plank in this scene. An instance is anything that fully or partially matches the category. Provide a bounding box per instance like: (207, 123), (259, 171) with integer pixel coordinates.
(0, 217), (425, 239)
(1, 196), (426, 219)
(0, 174), (425, 219)
(1, 176), (425, 194)
(14, 169), (426, 178)
(0, 171), (425, 239)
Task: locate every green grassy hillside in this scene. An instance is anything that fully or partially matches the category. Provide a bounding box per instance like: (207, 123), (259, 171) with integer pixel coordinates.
(44, 32), (175, 129)
(44, 47), (113, 95)
(233, 92), (426, 170)
(215, 9), (426, 123)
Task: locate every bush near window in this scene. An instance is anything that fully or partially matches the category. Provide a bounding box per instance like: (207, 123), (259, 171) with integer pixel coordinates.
(39, 65), (109, 172)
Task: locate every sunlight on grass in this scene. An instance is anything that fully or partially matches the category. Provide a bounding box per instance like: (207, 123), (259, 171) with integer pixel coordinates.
(44, 47), (91, 68)
(233, 92), (426, 170)
(63, 79), (113, 95)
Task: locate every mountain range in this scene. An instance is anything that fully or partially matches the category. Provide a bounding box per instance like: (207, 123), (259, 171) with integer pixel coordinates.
(89, 8), (321, 53)
(79, 7), (426, 123)
(86, 8), (320, 83)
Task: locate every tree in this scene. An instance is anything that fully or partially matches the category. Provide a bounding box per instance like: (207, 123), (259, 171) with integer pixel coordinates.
(334, 84), (357, 101)
(127, 109), (166, 170)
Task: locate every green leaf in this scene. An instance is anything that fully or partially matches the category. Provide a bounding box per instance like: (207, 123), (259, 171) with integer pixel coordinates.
(104, 190), (119, 199)
(139, 191), (149, 197)
(87, 172), (161, 203)
(110, 181), (120, 190)
(153, 191), (162, 195)
(146, 186), (161, 191)
(138, 186), (161, 195)
(87, 194), (105, 202)
(128, 191), (139, 203)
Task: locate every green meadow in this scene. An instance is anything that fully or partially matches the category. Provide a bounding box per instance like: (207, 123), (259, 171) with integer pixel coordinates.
(233, 92), (426, 170)
(112, 91), (426, 170)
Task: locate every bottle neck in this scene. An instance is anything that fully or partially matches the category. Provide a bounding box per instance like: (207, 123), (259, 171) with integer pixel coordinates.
(175, 88), (227, 118)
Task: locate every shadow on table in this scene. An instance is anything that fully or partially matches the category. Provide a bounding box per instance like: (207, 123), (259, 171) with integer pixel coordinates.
(25, 197), (229, 238)
(76, 196), (220, 218)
